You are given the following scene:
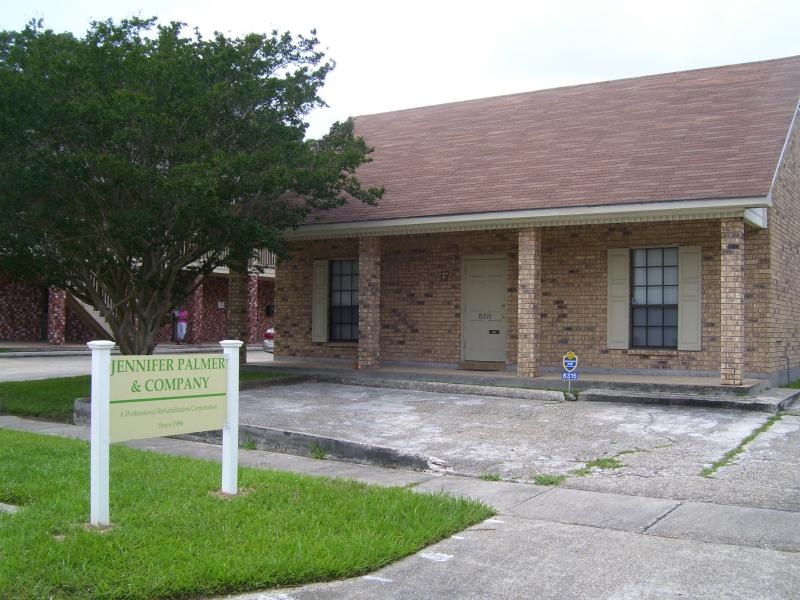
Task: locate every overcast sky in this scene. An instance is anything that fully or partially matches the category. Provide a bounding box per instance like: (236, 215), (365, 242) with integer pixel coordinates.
(3, 0), (800, 138)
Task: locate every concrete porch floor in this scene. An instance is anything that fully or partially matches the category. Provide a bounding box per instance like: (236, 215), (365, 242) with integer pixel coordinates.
(260, 356), (768, 396)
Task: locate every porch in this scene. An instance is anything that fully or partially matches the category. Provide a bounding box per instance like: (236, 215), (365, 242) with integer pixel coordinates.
(277, 217), (771, 386)
(256, 356), (800, 413)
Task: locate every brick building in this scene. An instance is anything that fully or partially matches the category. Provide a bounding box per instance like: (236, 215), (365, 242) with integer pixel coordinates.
(0, 263), (275, 346)
(275, 56), (800, 385)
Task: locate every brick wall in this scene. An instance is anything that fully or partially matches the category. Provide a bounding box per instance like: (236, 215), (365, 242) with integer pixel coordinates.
(275, 239), (359, 359)
(201, 276), (229, 343)
(275, 216), (783, 375)
(0, 274), (274, 346)
(744, 225), (772, 375)
(275, 231), (519, 363)
(64, 306), (96, 343)
(47, 288), (66, 344)
(0, 279), (46, 341)
(154, 321), (174, 343)
(358, 237), (381, 369)
(380, 232), (519, 364)
(720, 218), (745, 384)
(765, 118), (800, 380)
(518, 228), (542, 377)
(187, 282), (206, 343)
(539, 221), (723, 371)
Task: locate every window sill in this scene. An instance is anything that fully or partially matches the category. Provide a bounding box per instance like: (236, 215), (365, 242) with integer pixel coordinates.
(624, 348), (680, 355)
(317, 341), (358, 347)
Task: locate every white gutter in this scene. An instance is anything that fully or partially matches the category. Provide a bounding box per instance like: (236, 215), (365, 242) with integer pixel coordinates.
(286, 196), (771, 240)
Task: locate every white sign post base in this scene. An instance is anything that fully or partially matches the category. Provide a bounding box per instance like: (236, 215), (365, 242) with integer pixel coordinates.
(88, 340), (115, 526)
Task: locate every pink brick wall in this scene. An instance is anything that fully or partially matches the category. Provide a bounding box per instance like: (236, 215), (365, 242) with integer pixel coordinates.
(201, 276), (229, 343)
(0, 274), (273, 346)
(0, 278), (46, 341)
(65, 306), (96, 343)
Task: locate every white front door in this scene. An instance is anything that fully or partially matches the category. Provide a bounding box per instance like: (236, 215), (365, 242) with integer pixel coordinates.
(462, 258), (508, 362)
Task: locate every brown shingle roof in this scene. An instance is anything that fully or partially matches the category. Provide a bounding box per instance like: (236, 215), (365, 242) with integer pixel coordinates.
(316, 56), (800, 224)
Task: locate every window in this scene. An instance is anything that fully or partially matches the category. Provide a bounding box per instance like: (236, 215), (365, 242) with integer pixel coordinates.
(607, 246), (700, 352)
(329, 259), (358, 341)
(631, 248), (678, 348)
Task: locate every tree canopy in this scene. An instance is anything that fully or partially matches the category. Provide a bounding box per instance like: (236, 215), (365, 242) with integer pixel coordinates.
(0, 17), (382, 354)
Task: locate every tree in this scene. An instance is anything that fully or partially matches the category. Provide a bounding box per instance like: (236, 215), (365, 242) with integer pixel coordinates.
(0, 18), (382, 354)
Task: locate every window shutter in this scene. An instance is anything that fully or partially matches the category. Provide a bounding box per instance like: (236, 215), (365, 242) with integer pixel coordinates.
(312, 260), (329, 343)
(678, 246), (702, 351)
(607, 249), (630, 349)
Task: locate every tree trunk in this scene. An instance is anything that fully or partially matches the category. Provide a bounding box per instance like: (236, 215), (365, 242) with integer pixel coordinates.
(227, 262), (248, 364)
(115, 316), (162, 355)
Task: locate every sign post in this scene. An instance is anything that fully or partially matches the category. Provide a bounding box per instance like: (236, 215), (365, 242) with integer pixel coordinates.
(89, 340), (115, 526)
(220, 340), (242, 494)
(561, 350), (579, 395)
(88, 338), (243, 525)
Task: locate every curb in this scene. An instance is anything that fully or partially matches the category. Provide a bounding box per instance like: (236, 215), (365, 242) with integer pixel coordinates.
(74, 390), (448, 473)
(178, 425), (447, 472)
(581, 387), (800, 413)
(306, 373), (566, 402)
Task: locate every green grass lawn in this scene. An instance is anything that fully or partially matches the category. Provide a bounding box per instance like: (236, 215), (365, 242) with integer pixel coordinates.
(0, 370), (290, 422)
(0, 375), (90, 421)
(0, 430), (492, 599)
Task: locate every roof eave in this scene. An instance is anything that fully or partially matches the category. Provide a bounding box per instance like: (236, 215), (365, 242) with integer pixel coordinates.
(286, 196), (771, 241)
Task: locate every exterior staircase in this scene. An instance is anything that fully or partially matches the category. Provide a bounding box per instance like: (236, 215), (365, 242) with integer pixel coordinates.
(66, 294), (114, 340)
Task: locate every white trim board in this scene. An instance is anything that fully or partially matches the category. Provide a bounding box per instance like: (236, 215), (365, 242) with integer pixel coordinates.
(287, 196), (770, 240)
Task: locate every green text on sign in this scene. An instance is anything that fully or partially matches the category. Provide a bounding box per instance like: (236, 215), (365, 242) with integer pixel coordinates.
(109, 354), (227, 442)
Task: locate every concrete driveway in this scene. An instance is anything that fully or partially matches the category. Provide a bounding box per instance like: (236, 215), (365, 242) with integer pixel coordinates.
(240, 382), (800, 511)
(4, 373), (800, 599)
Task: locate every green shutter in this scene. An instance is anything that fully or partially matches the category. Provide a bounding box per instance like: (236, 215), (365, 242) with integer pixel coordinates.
(607, 248), (630, 350)
(312, 260), (329, 343)
(678, 246), (702, 351)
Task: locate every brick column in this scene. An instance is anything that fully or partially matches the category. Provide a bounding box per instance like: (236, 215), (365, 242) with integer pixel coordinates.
(517, 228), (542, 378)
(720, 218), (745, 385)
(187, 282), (204, 343)
(47, 287), (66, 345)
(358, 237), (381, 369)
(246, 274), (260, 343)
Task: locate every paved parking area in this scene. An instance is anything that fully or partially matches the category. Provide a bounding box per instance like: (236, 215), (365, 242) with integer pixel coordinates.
(240, 382), (800, 511)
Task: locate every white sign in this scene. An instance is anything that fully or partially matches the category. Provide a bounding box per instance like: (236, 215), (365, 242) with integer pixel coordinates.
(88, 340), (242, 526)
(109, 354), (228, 442)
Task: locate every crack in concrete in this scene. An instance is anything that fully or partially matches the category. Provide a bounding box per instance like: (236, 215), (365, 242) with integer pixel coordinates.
(640, 409), (679, 445)
(642, 502), (683, 533)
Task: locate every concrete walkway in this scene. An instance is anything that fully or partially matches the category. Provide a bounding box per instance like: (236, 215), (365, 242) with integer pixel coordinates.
(2, 416), (799, 599)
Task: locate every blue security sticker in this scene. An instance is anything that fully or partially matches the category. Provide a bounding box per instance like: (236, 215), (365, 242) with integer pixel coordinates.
(562, 351), (578, 373)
